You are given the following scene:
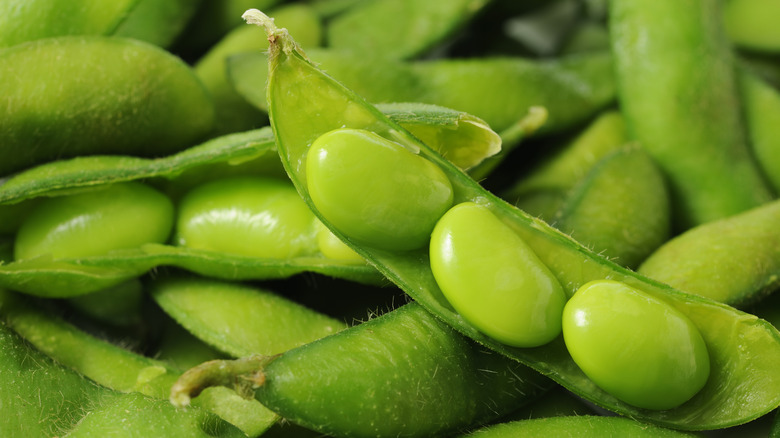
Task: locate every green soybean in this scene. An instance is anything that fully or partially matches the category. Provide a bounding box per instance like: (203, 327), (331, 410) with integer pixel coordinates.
(609, 0), (772, 230)
(554, 144), (670, 269)
(306, 128), (454, 251)
(0, 0), (139, 48)
(250, 11), (780, 429)
(562, 280), (710, 410)
(149, 275), (346, 358)
(172, 303), (551, 438)
(638, 199), (780, 308)
(430, 201), (566, 347)
(14, 182), (173, 261)
(176, 177), (319, 259)
(0, 130), (381, 297)
(0, 36), (215, 176)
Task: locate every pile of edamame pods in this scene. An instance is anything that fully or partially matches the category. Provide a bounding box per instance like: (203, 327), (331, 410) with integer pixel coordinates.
(1, 0), (779, 436)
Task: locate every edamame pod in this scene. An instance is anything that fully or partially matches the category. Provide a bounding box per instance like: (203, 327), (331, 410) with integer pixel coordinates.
(638, 199), (780, 308)
(610, 0), (773, 230)
(0, 130), (381, 297)
(0, 36), (215, 176)
(112, 0), (201, 48)
(723, 0), (780, 53)
(150, 276), (346, 358)
(460, 416), (696, 438)
(227, 48), (616, 133)
(249, 11), (780, 429)
(503, 110), (627, 220)
(0, 289), (277, 437)
(195, 3), (322, 135)
(327, 0), (489, 60)
(0, 0), (139, 48)
(554, 145), (670, 269)
(739, 70), (780, 194)
(172, 303), (552, 438)
(0, 322), (106, 437)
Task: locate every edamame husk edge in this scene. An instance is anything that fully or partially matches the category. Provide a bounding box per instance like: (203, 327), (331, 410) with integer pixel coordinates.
(247, 9), (780, 431)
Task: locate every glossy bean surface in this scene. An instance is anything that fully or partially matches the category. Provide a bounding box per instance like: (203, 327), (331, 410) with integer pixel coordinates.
(176, 177), (318, 259)
(306, 128), (453, 251)
(15, 182), (173, 261)
(430, 201), (566, 347)
(562, 280), (710, 410)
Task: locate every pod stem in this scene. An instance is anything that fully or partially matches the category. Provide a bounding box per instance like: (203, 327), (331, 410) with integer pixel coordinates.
(170, 355), (275, 408)
(242, 9), (306, 60)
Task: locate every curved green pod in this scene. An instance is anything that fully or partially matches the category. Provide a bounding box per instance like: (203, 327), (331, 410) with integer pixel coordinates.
(554, 144), (670, 269)
(723, 0), (780, 53)
(150, 276), (347, 358)
(0, 129), (380, 297)
(740, 70), (780, 194)
(0, 36), (215, 176)
(172, 0), (283, 60)
(112, 0), (202, 48)
(0, 0), (140, 48)
(503, 110), (627, 220)
(0, 289), (277, 437)
(249, 11), (780, 429)
(609, 0), (772, 230)
(172, 303), (552, 438)
(64, 392), (245, 438)
(195, 3), (322, 135)
(0, 321), (107, 437)
(227, 48), (616, 133)
(459, 416), (696, 438)
(0, 320), (243, 438)
(327, 0), (489, 60)
(638, 199), (780, 308)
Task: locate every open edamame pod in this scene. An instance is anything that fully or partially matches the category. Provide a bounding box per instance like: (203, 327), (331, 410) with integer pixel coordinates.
(0, 36), (215, 176)
(172, 303), (552, 438)
(610, 0), (773, 230)
(247, 10), (780, 429)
